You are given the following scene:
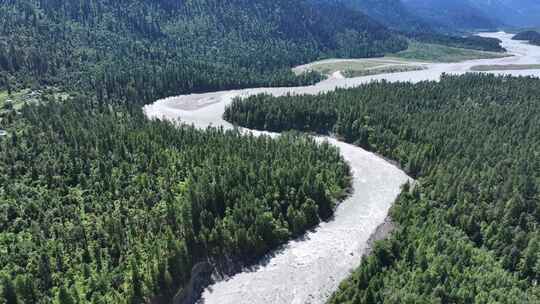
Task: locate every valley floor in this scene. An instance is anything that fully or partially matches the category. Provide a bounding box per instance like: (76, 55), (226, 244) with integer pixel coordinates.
(292, 37), (515, 79)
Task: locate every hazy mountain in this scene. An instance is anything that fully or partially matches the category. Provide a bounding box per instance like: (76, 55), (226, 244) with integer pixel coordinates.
(332, 0), (540, 33)
(470, 0), (540, 27)
(312, 0), (507, 53)
(333, 0), (432, 33)
(401, 0), (540, 30)
(512, 30), (540, 41)
(402, 0), (501, 31)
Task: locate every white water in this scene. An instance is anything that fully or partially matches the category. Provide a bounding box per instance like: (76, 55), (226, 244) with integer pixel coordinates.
(143, 33), (540, 304)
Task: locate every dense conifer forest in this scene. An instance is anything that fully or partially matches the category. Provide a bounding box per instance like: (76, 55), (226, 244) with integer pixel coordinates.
(0, 0), (407, 104)
(0, 97), (350, 303)
(225, 74), (540, 302)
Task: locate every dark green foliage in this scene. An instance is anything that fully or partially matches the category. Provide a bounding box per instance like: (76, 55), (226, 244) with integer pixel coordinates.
(513, 31), (540, 46)
(314, 0), (429, 34)
(1, 277), (18, 304)
(56, 286), (75, 304)
(313, 0), (505, 52)
(224, 74), (540, 302)
(401, 0), (500, 32)
(410, 32), (505, 52)
(0, 0), (407, 104)
(512, 31), (540, 41)
(0, 97), (350, 303)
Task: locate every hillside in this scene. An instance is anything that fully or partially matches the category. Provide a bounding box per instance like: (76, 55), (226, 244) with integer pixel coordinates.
(316, 0), (540, 35)
(400, 0), (540, 31)
(314, 0), (506, 53)
(513, 31), (540, 47)
(402, 0), (500, 32)
(323, 0), (429, 33)
(0, 0), (407, 104)
(471, 0), (540, 28)
(513, 31), (540, 41)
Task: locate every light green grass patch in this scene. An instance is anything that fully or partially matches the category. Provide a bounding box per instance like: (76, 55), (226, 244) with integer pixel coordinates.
(342, 65), (426, 78)
(0, 90), (30, 111)
(0, 88), (69, 111)
(470, 64), (540, 71)
(293, 58), (425, 78)
(0, 88), (69, 126)
(393, 42), (509, 63)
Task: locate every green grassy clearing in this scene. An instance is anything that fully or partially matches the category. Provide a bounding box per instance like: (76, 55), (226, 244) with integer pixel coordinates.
(294, 59), (394, 75)
(471, 64), (540, 71)
(342, 65), (426, 78)
(391, 42), (509, 63)
(0, 88), (69, 127)
(293, 58), (426, 78)
(0, 88), (69, 110)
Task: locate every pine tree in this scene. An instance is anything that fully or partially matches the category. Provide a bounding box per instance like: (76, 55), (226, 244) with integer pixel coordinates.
(56, 286), (75, 304)
(2, 277), (18, 304)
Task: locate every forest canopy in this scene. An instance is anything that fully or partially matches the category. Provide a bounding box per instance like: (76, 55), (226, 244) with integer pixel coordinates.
(512, 31), (540, 41)
(0, 97), (350, 303)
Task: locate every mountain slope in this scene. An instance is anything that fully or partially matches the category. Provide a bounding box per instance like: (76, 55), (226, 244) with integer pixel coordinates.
(402, 0), (501, 32)
(313, 0), (506, 52)
(325, 0), (431, 33)
(0, 0), (407, 104)
(318, 0), (540, 36)
(471, 0), (540, 28)
(513, 31), (540, 41)
(401, 0), (540, 30)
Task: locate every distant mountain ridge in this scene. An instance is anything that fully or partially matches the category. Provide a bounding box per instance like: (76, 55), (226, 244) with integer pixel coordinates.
(322, 0), (540, 33)
(402, 0), (501, 32)
(313, 0), (507, 53)
(512, 30), (540, 46)
(470, 0), (540, 28)
(329, 0), (432, 33)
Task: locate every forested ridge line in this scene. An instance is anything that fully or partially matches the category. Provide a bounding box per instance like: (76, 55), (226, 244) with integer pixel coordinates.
(0, 96), (351, 303)
(224, 74), (540, 303)
(0, 0), (407, 105)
